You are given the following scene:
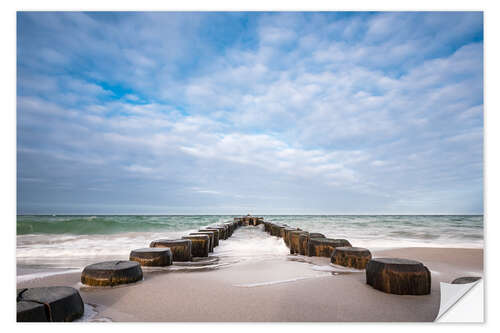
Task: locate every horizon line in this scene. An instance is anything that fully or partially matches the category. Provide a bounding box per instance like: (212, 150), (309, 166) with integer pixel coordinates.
(16, 213), (484, 216)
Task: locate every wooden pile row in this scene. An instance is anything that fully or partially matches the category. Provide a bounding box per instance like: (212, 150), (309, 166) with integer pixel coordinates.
(81, 220), (243, 287)
(262, 221), (432, 296)
(18, 216), (483, 321)
(18, 219), (246, 322)
(234, 215), (264, 226)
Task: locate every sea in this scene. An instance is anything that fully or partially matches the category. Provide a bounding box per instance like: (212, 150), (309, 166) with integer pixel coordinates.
(17, 215), (483, 279)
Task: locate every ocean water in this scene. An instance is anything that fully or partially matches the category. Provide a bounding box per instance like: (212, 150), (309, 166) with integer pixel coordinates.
(17, 215), (483, 272)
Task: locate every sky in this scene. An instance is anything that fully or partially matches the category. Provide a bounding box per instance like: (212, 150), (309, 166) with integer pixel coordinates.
(16, 12), (483, 215)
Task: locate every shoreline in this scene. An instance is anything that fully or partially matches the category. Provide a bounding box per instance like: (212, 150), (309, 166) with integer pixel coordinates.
(16, 246), (483, 322)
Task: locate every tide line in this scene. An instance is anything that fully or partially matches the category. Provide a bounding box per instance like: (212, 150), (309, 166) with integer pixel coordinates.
(17, 269), (82, 283)
(233, 275), (328, 288)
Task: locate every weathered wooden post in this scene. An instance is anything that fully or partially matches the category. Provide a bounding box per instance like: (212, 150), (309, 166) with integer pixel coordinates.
(270, 224), (284, 237)
(451, 276), (481, 284)
(150, 239), (193, 261)
(182, 235), (210, 257)
(331, 247), (372, 269)
(200, 228), (220, 246)
(298, 233), (325, 255)
(81, 260), (143, 286)
(307, 238), (352, 257)
(289, 230), (309, 254)
(130, 248), (173, 266)
(365, 258), (431, 295)
(17, 287), (84, 322)
(190, 232), (215, 252)
(209, 225), (227, 240)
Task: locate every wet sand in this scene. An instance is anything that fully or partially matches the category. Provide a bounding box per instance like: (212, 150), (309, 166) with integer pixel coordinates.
(16, 247), (483, 322)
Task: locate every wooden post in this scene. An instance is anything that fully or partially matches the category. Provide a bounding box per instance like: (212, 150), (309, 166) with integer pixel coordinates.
(366, 258), (431, 295)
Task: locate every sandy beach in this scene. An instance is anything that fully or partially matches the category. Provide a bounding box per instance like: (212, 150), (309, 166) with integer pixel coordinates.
(16, 244), (483, 322)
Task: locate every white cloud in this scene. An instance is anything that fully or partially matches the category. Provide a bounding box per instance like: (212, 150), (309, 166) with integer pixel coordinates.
(17, 12), (484, 214)
(124, 164), (154, 174)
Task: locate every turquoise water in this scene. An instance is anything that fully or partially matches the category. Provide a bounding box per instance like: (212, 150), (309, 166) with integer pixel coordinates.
(17, 215), (231, 235)
(17, 215), (483, 242)
(17, 215), (483, 269)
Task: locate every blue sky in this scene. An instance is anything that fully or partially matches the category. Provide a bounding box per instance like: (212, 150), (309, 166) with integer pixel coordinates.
(17, 12), (483, 215)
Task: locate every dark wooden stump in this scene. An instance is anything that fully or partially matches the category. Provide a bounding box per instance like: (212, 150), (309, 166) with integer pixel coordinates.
(130, 248), (173, 266)
(267, 223), (275, 234)
(223, 223), (231, 237)
(279, 226), (287, 238)
(17, 286), (84, 322)
(200, 228), (220, 246)
(150, 239), (192, 261)
(366, 258), (431, 295)
(331, 247), (372, 269)
(208, 226), (227, 240)
(197, 230), (218, 248)
(190, 232), (214, 252)
(308, 238), (352, 257)
(452, 276), (481, 284)
(224, 222), (234, 236)
(299, 232), (325, 255)
(298, 233), (310, 255)
(81, 260), (143, 287)
(282, 228), (300, 247)
(280, 225), (295, 238)
(289, 231), (308, 254)
(270, 224), (285, 237)
(17, 300), (47, 322)
(219, 224), (231, 238)
(182, 235), (210, 257)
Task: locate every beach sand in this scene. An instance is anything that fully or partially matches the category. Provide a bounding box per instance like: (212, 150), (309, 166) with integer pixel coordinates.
(16, 246), (483, 322)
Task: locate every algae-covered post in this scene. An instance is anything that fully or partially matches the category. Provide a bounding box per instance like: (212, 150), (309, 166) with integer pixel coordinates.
(190, 232), (215, 252)
(182, 235), (210, 257)
(150, 239), (193, 261)
(366, 258), (431, 295)
(209, 226), (227, 240)
(235, 215), (264, 226)
(193, 230), (217, 250)
(283, 227), (299, 247)
(200, 228), (220, 246)
(270, 224), (285, 237)
(331, 247), (372, 269)
(130, 248), (173, 267)
(81, 260), (143, 287)
(289, 230), (309, 254)
(308, 238), (352, 257)
(300, 232), (325, 255)
(224, 222), (234, 236)
(298, 233), (310, 255)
